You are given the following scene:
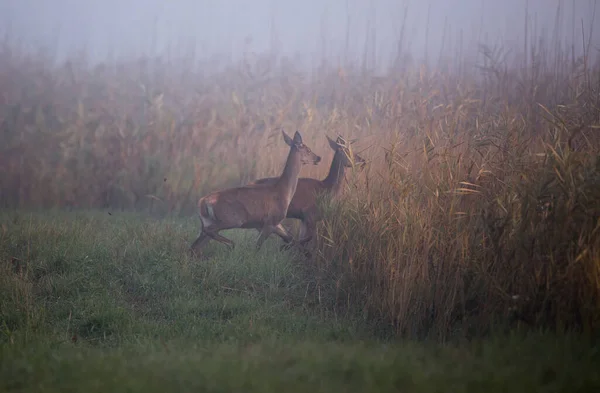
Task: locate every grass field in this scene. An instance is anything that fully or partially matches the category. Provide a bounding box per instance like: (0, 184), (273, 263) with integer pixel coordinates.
(1, 211), (599, 392)
(1, 2), (600, 389)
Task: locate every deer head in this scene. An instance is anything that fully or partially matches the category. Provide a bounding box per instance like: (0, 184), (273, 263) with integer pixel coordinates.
(283, 130), (321, 165)
(326, 135), (366, 170)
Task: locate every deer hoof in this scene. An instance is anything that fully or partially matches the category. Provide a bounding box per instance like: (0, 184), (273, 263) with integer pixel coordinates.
(189, 249), (206, 260)
(279, 243), (294, 252)
(301, 247), (313, 259)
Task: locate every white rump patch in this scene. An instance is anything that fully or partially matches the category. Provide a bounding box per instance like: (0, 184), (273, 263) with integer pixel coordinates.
(200, 201), (216, 228)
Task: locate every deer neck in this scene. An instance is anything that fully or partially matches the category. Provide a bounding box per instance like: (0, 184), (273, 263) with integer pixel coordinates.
(276, 145), (302, 203)
(322, 150), (346, 196)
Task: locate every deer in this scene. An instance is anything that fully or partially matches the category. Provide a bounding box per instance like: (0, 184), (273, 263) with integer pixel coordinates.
(190, 130), (321, 258)
(248, 135), (366, 245)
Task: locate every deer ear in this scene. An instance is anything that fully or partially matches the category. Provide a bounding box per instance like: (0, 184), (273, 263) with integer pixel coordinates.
(293, 131), (303, 144)
(337, 136), (353, 148)
(327, 135), (339, 150)
(282, 130), (293, 146)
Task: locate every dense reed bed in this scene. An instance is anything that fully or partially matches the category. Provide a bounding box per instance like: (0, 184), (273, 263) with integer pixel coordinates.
(1, 28), (599, 339)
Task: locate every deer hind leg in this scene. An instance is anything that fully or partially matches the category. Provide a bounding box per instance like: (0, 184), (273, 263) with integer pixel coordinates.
(190, 227), (235, 258)
(297, 220), (308, 242)
(206, 231), (235, 250)
(296, 219), (315, 259)
(190, 232), (210, 258)
(198, 200), (237, 251)
(190, 213), (211, 258)
(196, 218), (236, 252)
(202, 220), (236, 250)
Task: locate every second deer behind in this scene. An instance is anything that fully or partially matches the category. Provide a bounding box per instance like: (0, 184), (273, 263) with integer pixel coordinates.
(250, 135), (366, 245)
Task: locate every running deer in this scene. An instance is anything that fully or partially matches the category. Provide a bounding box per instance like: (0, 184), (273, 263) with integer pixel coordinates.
(249, 135), (366, 244)
(190, 130), (321, 257)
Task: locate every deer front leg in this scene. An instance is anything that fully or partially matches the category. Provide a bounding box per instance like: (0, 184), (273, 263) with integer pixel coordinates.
(272, 223), (297, 251)
(273, 223), (293, 243)
(256, 225), (275, 250)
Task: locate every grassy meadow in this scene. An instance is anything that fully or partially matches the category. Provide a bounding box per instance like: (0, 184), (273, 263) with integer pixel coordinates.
(1, 8), (600, 390)
(1, 211), (599, 392)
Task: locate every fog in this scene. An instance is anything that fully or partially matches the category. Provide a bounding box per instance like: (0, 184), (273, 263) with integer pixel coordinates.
(2, 0), (599, 69)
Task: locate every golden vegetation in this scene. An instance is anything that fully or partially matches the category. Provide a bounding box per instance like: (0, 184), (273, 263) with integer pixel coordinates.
(1, 36), (599, 339)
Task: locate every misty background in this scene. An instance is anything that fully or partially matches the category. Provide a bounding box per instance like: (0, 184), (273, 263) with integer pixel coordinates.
(2, 0), (599, 70)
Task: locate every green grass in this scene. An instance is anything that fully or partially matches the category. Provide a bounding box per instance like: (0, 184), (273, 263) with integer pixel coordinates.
(1, 210), (599, 392)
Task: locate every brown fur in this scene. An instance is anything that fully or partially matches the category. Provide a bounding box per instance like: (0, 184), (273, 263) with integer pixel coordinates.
(249, 135), (366, 244)
(190, 130), (321, 257)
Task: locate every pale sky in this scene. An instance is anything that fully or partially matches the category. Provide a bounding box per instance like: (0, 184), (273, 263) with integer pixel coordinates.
(1, 0), (598, 69)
